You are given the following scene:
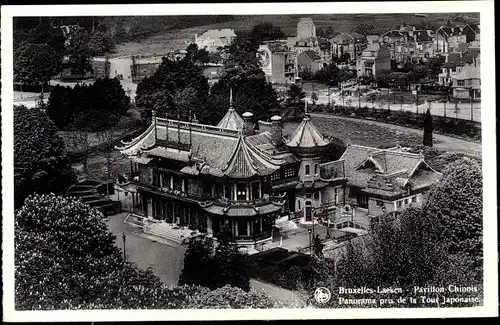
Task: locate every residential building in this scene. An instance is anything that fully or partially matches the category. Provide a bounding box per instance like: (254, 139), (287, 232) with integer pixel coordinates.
(297, 50), (326, 74)
(116, 93), (442, 248)
(194, 28), (236, 53)
(297, 17), (316, 39)
(366, 35), (381, 45)
(258, 42), (297, 85)
(434, 25), (476, 54)
(451, 54), (480, 99)
(339, 144), (442, 216)
(331, 32), (366, 61)
(356, 43), (391, 79)
(438, 51), (480, 86)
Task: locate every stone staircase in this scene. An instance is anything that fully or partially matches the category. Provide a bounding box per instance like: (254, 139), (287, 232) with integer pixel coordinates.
(65, 179), (121, 215)
(275, 216), (298, 233)
(143, 221), (200, 245)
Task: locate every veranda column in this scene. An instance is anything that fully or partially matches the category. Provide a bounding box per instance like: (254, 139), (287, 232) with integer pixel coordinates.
(234, 220), (238, 237)
(259, 216), (263, 232)
(207, 215), (212, 235)
(247, 220), (251, 236)
(170, 175), (174, 189)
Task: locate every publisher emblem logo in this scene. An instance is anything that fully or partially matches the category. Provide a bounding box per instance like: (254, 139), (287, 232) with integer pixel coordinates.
(314, 287), (331, 304)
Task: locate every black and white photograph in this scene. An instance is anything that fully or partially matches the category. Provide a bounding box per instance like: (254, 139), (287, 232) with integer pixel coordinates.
(2, 1), (497, 321)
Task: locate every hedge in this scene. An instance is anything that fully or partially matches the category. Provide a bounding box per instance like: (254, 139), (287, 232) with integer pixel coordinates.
(309, 104), (481, 141)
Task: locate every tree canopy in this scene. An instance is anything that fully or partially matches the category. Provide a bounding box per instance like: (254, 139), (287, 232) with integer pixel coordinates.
(135, 54), (210, 123)
(46, 77), (130, 131)
(14, 43), (61, 87)
(283, 83), (306, 121)
(179, 235), (251, 292)
(423, 157), (482, 265)
(14, 106), (75, 209)
(15, 194), (273, 309)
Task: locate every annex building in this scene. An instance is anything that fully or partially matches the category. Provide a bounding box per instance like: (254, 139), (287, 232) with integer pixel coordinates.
(116, 93), (441, 248)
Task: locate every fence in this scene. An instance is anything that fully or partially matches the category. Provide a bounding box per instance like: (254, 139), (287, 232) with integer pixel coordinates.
(309, 103), (481, 141)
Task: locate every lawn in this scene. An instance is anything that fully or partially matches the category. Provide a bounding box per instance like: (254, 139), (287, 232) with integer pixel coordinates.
(283, 115), (426, 149)
(111, 13), (475, 58)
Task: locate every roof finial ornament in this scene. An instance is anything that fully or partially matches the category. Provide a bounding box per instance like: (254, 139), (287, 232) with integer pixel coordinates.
(229, 87), (234, 110)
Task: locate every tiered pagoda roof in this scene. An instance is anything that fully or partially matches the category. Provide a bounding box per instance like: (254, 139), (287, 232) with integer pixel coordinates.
(285, 113), (330, 156)
(217, 108), (244, 130)
(116, 116), (295, 179)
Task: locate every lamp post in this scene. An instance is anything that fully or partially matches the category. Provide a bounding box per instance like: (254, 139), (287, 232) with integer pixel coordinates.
(308, 228), (312, 255)
(122, 232), (127, 263)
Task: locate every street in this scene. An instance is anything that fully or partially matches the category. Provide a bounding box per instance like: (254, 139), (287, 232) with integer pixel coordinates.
(106, 212), (186, 287)
(305, 88), (482, 122)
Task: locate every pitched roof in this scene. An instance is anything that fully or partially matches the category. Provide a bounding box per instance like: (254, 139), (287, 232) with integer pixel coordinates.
(217, 108), (244, 130)
(199, 28), (236, 40)
(303, 50), (322, 61)
(339, 145), (442, 195)
(332, 32), (365, 43)
(117, 117), (294, 179)
(286, 114), (330, 149)
(366, 35), (381, 41)
(383, 30), (404, 38)
(223, 135), (278, 178)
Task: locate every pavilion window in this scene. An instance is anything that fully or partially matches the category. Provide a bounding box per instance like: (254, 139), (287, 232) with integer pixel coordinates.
(236, 183), (247, 201)
(305, 164), (310, 176)
(314, 163), (319, 175)
(285, 167), (295, 178)
(223, 184), (233, 200)
(251, 181), (261, 200)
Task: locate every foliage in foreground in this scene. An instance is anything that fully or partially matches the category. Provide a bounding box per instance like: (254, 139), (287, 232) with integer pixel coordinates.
(310, 157), (482, 307)
(15, 194), (275, 310)
(178, 234), (251, 292)
(14, 105), (75, 209)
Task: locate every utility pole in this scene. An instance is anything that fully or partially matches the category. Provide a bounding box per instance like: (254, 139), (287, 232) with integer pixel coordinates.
(470, 88), (474, 121)
(122, 232), (127, 263)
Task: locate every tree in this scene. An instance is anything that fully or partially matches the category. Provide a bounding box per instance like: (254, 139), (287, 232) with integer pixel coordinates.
(422, 157), (482, 266)
(66, 28), (94, 76)
(354, 23), (375, 36)
(283, 83), (306, 120)
(135, 54), (210, 123)
(453, 101), (461, 118)
(47, 77), (130, 131)
(249, 22), (286, 44)
(311, 91), (318, 105)
(312, 233), (324, 257)
(25, 20), (66, 56)
(87, 30), (115, 56)
(186, 285), (275, 309)
(178, 235), (215, 287)
(212, 239), (251, 292)
(14, 43), (61, 94)
(14, 106), (75, 209)
(423, 107), (433, 146)
(179, 235), (251, 292)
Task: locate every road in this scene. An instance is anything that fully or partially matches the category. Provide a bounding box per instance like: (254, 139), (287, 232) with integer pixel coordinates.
(106, 213), (304, 305)
(309, 112), (482, 157)
(106, 213), (186, 287)
(306, 89), (482, 122)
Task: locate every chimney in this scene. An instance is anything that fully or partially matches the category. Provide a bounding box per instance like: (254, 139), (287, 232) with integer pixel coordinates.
(242, 112), (254, 136)
(270, 115), (283, 146)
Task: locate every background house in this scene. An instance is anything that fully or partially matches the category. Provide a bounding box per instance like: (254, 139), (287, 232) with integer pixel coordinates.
(194, 28), (236, 52)
(297, 50), (325, 74)
(331, 32), (366, 62)
(452, 54), (480, 99)
(356, 43), (391, 79)
(258, 42), (297, 85)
